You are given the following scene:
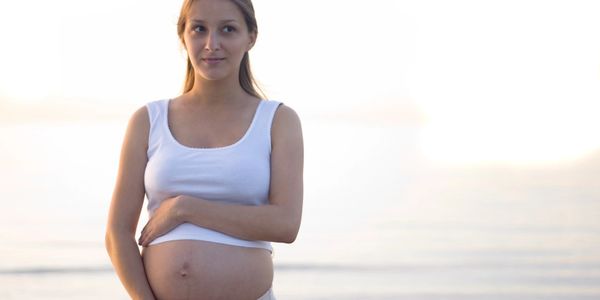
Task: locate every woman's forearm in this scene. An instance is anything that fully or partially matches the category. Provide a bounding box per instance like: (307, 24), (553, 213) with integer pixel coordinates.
(177, 195), (299, 243)
(105, 230), (156, 300)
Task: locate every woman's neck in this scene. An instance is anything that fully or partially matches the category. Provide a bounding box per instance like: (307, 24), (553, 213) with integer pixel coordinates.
(185, 76), (247, 107)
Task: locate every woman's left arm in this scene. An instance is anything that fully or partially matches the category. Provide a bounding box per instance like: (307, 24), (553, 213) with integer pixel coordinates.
(138, 104), (303, 246)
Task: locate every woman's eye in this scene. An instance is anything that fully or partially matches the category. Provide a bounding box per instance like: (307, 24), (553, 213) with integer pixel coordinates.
(223, 26), (236, 33)
(192, 25), (205, 32)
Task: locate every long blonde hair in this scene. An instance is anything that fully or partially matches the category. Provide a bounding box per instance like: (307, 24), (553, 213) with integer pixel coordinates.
(177, 0), (266, 99)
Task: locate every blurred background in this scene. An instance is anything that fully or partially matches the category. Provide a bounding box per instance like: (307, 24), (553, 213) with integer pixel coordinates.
(1, 0), (599, 299)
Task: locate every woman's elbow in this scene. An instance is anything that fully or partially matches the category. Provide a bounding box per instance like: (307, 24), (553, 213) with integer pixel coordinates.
(104, 227), (134, 255)
(105, 229), (121, 256)
(278, 220), (301, 244)
(283, 232), (298, 244)
(105, 231), (115, 256)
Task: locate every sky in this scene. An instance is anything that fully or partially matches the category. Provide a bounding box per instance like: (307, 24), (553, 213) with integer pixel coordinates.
(1, 0), (599, 166)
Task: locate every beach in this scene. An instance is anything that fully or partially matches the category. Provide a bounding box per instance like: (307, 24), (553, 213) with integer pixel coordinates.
(1, 118), (599, 299)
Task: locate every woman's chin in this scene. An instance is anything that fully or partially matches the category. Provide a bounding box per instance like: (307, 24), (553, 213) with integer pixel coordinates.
(196, 72), (231, 82)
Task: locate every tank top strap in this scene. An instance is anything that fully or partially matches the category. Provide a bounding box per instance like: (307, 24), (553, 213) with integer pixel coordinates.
(249, 100), (283, 155)
(145, 99), (168, 157)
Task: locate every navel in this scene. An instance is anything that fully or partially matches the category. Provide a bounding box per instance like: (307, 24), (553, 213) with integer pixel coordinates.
(178, 261), (190, 278)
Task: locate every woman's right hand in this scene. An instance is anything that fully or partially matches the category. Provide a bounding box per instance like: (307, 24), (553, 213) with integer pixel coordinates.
(138, 196), (185, 247)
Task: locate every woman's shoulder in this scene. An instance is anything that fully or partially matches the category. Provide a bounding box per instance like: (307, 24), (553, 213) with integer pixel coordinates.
(132, 98), (166, 123)
(270, 102), (302, 142)
(124, 98), (170, 150)
(125, 98), (167, 142)
(131, 104), (150, 124)
(126, 105), (151, 139)
(270, 102), (300, 123)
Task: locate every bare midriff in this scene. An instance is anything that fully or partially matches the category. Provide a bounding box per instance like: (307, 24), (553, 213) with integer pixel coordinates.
(141, 240), (273, 300)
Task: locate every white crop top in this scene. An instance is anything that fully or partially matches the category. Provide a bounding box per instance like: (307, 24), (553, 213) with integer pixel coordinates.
(143, 98), (283, 252)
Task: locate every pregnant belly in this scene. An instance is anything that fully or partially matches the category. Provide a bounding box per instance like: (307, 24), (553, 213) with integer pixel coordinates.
(141, 240), (273, 300)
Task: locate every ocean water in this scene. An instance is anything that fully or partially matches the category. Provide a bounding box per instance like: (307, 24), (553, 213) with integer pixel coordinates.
(1, 117), (599, 299)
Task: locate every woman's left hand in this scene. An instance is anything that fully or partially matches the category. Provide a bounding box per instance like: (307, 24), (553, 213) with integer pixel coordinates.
(138, 196), (185, 247)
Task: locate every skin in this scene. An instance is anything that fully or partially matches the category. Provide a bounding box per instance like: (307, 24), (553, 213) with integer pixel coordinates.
(105, 0), (303, 299)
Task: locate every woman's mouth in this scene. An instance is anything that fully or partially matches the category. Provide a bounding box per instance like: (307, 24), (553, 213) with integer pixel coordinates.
(202, 58), (225, 65)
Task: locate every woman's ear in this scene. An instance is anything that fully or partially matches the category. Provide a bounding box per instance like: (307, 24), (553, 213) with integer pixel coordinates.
(247, 31), (257, 51)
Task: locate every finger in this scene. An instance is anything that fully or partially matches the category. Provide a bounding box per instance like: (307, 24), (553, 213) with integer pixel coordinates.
(138, 232), (145, 245)
(142, 231), (152, 247)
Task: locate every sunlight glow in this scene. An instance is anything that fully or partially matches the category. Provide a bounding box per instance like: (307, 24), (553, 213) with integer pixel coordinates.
(405, 0), (600, 165)
(1, 0), (599, 166)
(0, 2), (62, 103)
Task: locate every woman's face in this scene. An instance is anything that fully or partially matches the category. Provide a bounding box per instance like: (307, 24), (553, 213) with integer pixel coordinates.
(183, 0), (256, 82)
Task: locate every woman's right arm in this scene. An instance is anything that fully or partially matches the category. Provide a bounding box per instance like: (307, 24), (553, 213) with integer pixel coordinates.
(105, 106), (156, 300)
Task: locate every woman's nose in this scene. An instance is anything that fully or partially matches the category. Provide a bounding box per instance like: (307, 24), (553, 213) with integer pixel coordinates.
(204, 31), (220, 51)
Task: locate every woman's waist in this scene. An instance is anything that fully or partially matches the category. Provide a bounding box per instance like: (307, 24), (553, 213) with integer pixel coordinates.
(147, 222), (273, 253)
(142, 239), (273, 264)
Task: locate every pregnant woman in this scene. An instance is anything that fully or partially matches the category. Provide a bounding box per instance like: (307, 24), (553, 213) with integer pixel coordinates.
(104, 0), (304, 299)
